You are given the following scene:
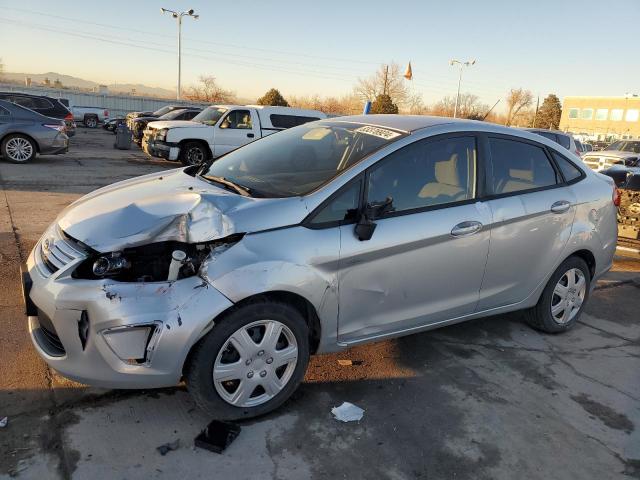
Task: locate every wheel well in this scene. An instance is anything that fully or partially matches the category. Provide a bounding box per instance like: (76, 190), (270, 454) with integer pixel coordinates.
(178, 139), (212, 159)
(0, 132), (40, 153)
(570, 249), (596, 279)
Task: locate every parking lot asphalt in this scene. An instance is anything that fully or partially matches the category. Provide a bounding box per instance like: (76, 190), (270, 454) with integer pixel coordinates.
(0, 128), (639, 479)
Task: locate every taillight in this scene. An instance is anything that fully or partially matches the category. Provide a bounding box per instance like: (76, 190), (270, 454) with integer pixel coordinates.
(613, 186), (620, 207)
(64, 112), (73, 121)
(104, 110), (109, 118)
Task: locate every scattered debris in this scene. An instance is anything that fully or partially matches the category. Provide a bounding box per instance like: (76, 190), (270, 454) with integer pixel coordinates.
(0, 416), (7, 428)
(331, 402), (365, 422)
(156, 439), (180, 456)
(194, 420), (241, 454)
(337, 359), (363, 366)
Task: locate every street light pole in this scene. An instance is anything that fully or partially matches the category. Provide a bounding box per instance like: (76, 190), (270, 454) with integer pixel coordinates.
(161, 7), (199, 100)
(449, 59), (476, 118)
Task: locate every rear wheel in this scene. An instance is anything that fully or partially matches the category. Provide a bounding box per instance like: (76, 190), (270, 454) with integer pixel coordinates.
(84, 115), (98, 128)
(185, 300), (310, 420)
(1, 135), (36, 163)
(524, 256), (590, 333)
(179, 141), (208, 166)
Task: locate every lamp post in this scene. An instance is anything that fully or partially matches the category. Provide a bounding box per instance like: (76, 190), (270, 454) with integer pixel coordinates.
(161, 7), (199, 100)
(449, 59), (476, 118)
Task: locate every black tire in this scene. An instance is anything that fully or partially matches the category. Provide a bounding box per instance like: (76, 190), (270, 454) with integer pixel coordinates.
(179, 141), (208, 166)
(185, 299), (310, 420)
(84, 115), (98, 128)
(524, 256), (590, 333)
(1, 134), (37, 163)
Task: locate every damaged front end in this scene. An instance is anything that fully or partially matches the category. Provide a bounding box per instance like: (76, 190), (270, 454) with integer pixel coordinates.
(72, 234), (244, 283)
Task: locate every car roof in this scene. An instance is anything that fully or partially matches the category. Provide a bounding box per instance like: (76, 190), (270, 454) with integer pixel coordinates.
(0, 91), (55, 100)
(325, 114), (462, 133)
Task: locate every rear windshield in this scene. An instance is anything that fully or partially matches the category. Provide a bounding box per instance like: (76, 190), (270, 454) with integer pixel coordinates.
(200, 121), (406, 197)
(193, 106), (227, 126)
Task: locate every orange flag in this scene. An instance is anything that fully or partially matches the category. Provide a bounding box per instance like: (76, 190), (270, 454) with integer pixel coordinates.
(404, 61), (413, 80)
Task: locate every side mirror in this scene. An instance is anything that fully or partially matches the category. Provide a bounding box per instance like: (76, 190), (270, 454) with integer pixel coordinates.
(354, 197), (393, 241)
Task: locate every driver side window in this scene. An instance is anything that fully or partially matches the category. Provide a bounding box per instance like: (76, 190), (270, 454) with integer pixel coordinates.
(220, 110), (253, 130)
(367, 136), (477, 214)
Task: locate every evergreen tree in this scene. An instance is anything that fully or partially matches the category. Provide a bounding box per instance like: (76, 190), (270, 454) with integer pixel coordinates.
(370, 94), (398, 114)
(534, 94), (562, 129)
(257, 88), (289, 107)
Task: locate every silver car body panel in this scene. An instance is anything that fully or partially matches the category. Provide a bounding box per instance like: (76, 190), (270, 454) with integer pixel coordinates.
(25, 116), (618, 387)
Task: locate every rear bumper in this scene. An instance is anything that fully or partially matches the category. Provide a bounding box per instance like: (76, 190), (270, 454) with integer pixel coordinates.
(40, 134), (69, 155)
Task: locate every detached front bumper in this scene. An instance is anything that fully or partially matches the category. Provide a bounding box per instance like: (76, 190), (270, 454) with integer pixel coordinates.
(141, 138), (180, 161)
(23, 237), (233, 389)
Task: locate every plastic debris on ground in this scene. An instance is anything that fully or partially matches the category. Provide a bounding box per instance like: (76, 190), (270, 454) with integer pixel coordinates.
(194, 420), (241, 454)
(331, 402), (365, 422)
(156, 439), (180, 456)
(0, 417), (7, 428)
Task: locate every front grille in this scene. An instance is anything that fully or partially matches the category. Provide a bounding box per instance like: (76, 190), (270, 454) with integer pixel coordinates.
(36, 225), (87, 277)
(33, 309), (65, 357)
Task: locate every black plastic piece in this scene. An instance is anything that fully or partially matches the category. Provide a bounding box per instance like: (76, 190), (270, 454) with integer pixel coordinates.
(194, 420), (241, 454)
(20, 265), (38, 316)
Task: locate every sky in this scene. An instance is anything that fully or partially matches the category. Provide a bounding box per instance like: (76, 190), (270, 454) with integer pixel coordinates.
(1, 0), (639, 107)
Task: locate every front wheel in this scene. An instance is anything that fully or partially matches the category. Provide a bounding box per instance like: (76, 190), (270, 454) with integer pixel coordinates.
(524, 256), (590, 333)
(179, 141), (208, 166)
(1, 134), (36, 163)
(84, 115), (98, 128)
(185, 300), (310, 420)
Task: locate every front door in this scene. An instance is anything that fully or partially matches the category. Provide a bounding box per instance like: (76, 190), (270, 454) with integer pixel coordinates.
(477, 135), (577, 310)
(213, 109), (260, 156)
(337, 135), (491, 343)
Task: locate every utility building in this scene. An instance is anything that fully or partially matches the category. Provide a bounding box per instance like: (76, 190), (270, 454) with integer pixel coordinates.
(559, 96), (640, 141)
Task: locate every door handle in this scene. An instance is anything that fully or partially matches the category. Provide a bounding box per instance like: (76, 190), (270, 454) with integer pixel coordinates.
(247, 133), (255, 138)
(550, 200), (571, 214)
(451, 221), (483, 237)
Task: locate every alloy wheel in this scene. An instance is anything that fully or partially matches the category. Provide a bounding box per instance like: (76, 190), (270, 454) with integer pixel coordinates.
(5, 137), (34, 162)
(551, 267), (586, 324)
(213, 320), (298, 408)
(186, 146), (204, 165)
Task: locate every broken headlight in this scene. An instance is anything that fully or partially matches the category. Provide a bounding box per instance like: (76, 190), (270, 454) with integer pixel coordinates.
(73, 235), (243, 282)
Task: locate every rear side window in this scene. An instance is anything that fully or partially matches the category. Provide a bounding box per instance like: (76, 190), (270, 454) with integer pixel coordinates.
(557, 134), (571, 149)
(551, 151), (583, 183)
(270, 114), (320, 129)
(489, 138), (559, 194)
(11, 96), (37, 109)
(532, 130), (557, 143)
(0, 106), (9, 116)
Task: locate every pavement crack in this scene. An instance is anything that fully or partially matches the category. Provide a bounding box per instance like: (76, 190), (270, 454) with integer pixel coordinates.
(577, 320), (638, 343)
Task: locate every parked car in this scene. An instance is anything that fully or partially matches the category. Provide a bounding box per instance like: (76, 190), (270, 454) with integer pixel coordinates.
(0, 91), (75, 137)
(575, 139), (593, 156)
(103, 117), (126, 133)
(525, 128), (580, 157)
(0, 99), (68, 163)
(582, 140), (640, 171)
(22, 115), (617, 419)
(131, 107), (202, 145)
(142, 105), (326, 165)
(601, 165), (640, 249)
(71, 106), (109, 128)
(126, 105), (189, 128)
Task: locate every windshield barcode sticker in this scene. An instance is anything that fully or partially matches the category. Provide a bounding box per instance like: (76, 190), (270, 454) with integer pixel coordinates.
(355, 126), (402, 140)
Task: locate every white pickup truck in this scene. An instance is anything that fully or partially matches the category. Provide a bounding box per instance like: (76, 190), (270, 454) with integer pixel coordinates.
(141, 105), (326, 165)
(71, 106), (110, 128)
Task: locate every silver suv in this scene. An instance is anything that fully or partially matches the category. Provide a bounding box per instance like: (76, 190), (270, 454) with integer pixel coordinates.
(23, 116), (618, 419)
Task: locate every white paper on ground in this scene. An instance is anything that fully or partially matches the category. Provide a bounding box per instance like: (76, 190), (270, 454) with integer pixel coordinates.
(331, 402), (365, 422)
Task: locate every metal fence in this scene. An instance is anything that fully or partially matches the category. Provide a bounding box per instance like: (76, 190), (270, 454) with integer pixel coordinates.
(0, 83), (204, 117)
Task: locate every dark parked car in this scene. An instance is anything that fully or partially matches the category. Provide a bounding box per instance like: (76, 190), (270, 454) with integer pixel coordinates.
(126, 105), (191, 128)
(0, 100), (68, 163)
(103, 117), (126, 133)
(131, 107), (202, 144)
(0, 92), (76, 137)
(525, 129), (580, 157)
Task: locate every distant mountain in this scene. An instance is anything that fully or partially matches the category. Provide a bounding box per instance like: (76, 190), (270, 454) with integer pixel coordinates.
(2, 71), (176, 98)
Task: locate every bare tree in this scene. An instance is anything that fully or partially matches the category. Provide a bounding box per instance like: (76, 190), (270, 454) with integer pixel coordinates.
(183, 76), (236, 103)
(288, 93), (362, 115)
(355, 63), (408, 106)
(505, 88), (533, 126)
(429, 93), (488, 119)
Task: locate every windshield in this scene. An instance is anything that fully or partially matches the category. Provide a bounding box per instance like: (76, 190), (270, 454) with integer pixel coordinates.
(153, 106), (175, 116)
(606, 141), (640, 153)
(192, 106), (227, 126)
(200, 121), (406, 197)
(160, 109), (190, 120)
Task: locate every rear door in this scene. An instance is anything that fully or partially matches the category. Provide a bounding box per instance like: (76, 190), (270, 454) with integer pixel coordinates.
(213, 109), (260, 156)
(336, 134), (491, 343)
(477, 135), (577, 310)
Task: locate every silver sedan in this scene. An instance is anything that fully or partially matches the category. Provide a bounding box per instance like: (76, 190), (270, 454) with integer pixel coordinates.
(23, 115), (618, 419)
(0, 99), (68, 163)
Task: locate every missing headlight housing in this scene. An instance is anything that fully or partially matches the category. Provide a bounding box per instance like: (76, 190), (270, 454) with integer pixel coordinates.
(73, 234), (243, 282)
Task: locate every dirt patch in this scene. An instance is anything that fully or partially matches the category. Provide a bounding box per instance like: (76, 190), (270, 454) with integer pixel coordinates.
(571, 393), (635, 433)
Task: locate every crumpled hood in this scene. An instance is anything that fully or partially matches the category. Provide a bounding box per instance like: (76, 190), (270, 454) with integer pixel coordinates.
(57, 169), (308, 252)
(146, 120), (206, 130)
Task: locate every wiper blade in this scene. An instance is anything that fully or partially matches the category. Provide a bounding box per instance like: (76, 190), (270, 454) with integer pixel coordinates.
(200, 175), (251, 197)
